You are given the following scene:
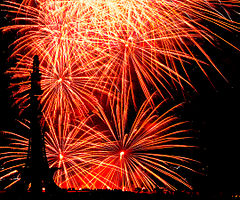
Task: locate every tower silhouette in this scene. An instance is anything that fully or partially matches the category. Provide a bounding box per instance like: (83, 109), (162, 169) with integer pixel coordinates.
(13, 55), (62, 193)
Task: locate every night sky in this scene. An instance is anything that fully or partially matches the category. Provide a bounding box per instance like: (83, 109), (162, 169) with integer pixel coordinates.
(0, 2), (240, 193)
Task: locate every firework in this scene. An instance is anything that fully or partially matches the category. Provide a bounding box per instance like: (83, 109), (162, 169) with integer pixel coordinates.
(44, 113), (96, 189)
(83, 93), (197, 191)
(2, 0), (239, 111)
(0, 115), (107, 190)
(0, 121), (29, 189)
(6, 55), (109, 119)
(0, 97), (197, 191)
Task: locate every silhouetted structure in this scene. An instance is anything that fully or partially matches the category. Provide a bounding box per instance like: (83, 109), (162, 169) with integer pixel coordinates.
(2, 188), (233, 200)
(12, 55), (61, 193)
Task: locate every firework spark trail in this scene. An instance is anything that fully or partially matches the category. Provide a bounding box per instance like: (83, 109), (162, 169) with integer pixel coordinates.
(84, 92), (198, 191)
(0, 126), (29, 189)
(2, 0), (240, 112)
(44, 113), (105, 189)
(6, 55), (110, 118)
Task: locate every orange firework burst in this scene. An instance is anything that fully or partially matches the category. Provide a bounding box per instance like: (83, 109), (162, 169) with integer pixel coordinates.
(0, 97), (197, 191)
(6, 55), (108, 118)
(82, 93), (197, 191)
(1, 0), (240, 109)
(44, 113), (102, 189)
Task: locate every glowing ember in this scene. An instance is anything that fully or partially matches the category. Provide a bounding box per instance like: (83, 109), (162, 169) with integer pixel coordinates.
(59, 153), (64, 161)
(120, 151), (125, 160)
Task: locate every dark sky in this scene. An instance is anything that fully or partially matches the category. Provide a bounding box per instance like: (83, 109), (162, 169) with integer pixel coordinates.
(182, 30), (240, 191)
(0, 4), (240, 192)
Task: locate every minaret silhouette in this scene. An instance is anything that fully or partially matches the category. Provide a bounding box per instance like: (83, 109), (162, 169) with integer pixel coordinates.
(13, 55), (62, 194)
